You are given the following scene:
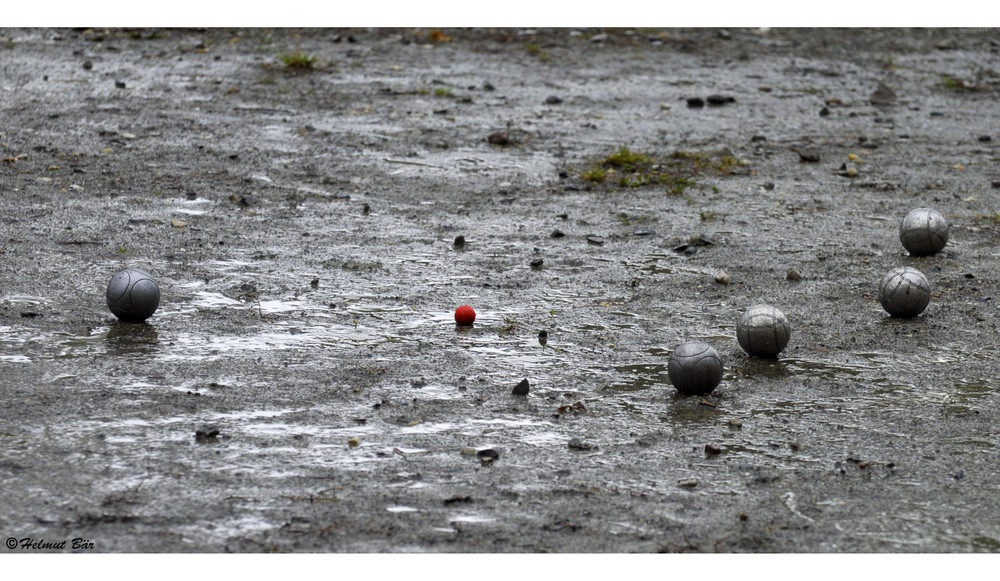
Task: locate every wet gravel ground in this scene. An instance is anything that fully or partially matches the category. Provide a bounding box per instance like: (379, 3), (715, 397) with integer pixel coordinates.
(2, 28), (1000, 552)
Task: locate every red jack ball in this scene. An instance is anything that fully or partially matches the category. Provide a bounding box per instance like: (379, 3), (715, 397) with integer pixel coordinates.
(455, 305), (476, 325)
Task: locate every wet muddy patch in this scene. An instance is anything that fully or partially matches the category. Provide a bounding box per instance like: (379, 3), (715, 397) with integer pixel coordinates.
(2, 27), (1000, 553)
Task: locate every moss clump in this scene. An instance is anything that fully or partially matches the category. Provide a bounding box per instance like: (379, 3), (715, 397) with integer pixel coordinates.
(973, 211), (1000, 225)
(582, 167), (607, 182)
(526, 42), (550, 61)
(603, 146), (653, 172)
(278, 52), (319, 70)
(580, 146), (741, 194)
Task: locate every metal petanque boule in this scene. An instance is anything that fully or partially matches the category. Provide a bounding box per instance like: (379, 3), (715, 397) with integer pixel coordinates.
(899, 208), (949, 256)
(736, 304), (791, 358)
(106, 268), (161, 322)
(878, 266), (931, 318)
(667, 341), (724, 395)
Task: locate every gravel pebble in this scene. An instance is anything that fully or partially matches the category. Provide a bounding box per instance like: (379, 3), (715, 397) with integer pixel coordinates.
(797, 148), (821, 163)
(714, 270), (731, 285)
(195, 425), (220, 442)
(476, 448), (500, 460)
(487, 131), (510, 146)
(706, 94), (735, 106)
(870, 82), (897, 105)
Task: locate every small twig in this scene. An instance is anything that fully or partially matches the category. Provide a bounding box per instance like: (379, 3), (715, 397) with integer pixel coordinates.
(383, 158), (445, 169)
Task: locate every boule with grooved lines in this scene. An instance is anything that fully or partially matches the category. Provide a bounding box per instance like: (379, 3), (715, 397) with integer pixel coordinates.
(667, 341), (723, 395)
(736, 304), (791, 358)
(899, 208), (948, 256)
(879, 266), (931, 317)
(106, 269), (160, 322)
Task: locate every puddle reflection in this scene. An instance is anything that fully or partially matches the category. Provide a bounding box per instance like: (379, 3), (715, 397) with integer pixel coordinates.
(106, 321), (160, 355)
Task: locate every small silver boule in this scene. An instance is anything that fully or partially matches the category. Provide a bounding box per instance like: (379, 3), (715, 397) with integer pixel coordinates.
(667, 341), (723, 395)
(736, 304), (791, 358)
(878, 266), (931, 318)
(899, 208), (948, 256)
(106, 268), (161, 322)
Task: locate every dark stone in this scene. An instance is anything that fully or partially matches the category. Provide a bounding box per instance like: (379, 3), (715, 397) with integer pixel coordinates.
(114, 80), (126, 89)
(550, 229), (565, 238)
(673, 233), (715, 254)
(706, 94), (735, 106)
(530, 258), (544, 269)
(568, 438), (596, 451)
(819, 107), (830, 117)
(586, 235), (604, 246)
(476, 448), (500, 460)
(453, 235), (466, 248)
(797, 148), (821, 162)
(545, 95), (563, 105)
(686, 97), (705, 108)
(82, 60), (93, 70)
(691, 234), (715, 247)
(195, 426), (220, 442)
(487, 131), (510, 146)
(978, 135), (992, 142)
(870, 82), (897, 106)
(705, 444), (722, 455)
(751, 135), (767, 142)
(512, 378), (530, 396)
